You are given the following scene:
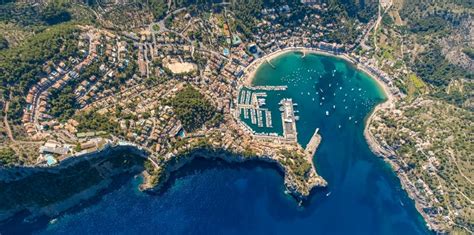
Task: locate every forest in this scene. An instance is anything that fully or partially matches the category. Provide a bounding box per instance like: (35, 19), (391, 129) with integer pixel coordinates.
(167, 85), (217, 132)
(0, 23), (80, 121)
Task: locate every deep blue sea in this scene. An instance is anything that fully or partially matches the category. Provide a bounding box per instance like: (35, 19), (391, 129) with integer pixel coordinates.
(3, 52), (431, 234)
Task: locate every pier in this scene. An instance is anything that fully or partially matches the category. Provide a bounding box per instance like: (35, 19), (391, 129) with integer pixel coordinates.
(265, 58), (276, 68)
(280, 98), (298, 142)
(244, 90), (252, 104)
(265, 110), (272, 128)
(257, 109), (263, 127)
(243, 108), (249, 119)
(250, 108), (257, 124)
(239, 91), (245, 104)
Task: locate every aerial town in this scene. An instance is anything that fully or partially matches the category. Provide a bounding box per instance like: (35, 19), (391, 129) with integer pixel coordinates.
(0, 0), (472, 234)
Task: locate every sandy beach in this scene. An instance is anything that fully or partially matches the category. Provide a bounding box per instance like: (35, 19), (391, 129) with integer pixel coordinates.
(241, 47), (396, 105)
(240, 46), (397, 160)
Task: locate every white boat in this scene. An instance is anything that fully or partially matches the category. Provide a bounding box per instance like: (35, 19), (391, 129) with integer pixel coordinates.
(326, 192), (331, 196)
(326, 111), (329, 116)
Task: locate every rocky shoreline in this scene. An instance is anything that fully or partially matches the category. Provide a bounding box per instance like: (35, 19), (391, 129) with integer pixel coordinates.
(141, 147), (327, 202)
(1, 47), (433, 232)
(0, 145), (147, 224)
(0, 137), (326, 224)
(364, 106), (443, 233)
(364, 98), (443, 233)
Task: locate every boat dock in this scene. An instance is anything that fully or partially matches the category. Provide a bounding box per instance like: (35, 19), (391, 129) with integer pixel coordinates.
(243, 108), (249, 119)
(265, 110), (272, 128)
(239, 92), (244, 104)
(245, 90), (252, 104)
(250, 108), (257, 124)
(257, 109), (263, 127)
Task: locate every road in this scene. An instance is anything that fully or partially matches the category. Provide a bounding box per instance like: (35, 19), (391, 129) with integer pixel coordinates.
(359, 0), (392, 51)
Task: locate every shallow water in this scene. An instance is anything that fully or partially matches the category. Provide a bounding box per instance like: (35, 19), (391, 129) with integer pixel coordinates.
(2, 52), (430, 234)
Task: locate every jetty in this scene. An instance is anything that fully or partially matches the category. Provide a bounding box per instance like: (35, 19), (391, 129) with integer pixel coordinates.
(305, 128), (321, 158)
(265, 58), (276, 68)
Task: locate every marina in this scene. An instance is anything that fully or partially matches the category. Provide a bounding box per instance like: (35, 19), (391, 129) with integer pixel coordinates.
(237, 88), (278, 135)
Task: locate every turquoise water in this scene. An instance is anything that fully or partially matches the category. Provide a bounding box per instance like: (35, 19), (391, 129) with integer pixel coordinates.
(0, 52), (431, 234)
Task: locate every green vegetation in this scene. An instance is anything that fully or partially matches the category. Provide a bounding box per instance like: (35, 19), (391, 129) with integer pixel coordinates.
(280, 149), (311, 178)
(372, 99), (474, 232)
(49, 85), (78, 122)
(0, 151), (144, 211)
(167, 85), (218, 132)
(406, 73), (427, 98)
(413, 46), (472, 87)
(40, 4), (72, 25)
(0, 147), (17, 166)
(462, 47), (474, 60)
(328, 0), (378, 23)
(0, 36), (8, 50)
(75, 111), (120, 135)
(230, 0), (263, 37)
(0, 23), (79, 121)
(409, 16), (448, 34)
(0, 3), (72, 26)
(400, 0), (471, 33)
(144, 159), (164, 186)
(148, 0), (168, 20)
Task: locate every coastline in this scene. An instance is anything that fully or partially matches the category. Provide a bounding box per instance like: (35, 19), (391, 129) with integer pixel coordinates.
(0, 145), (147, 223)
(0, 138), (325, 224)
(241, 47), (438, 232)
(240, 47), (397, 160)
(141, 148), (325, 200)
(1, 46), (437, 232)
